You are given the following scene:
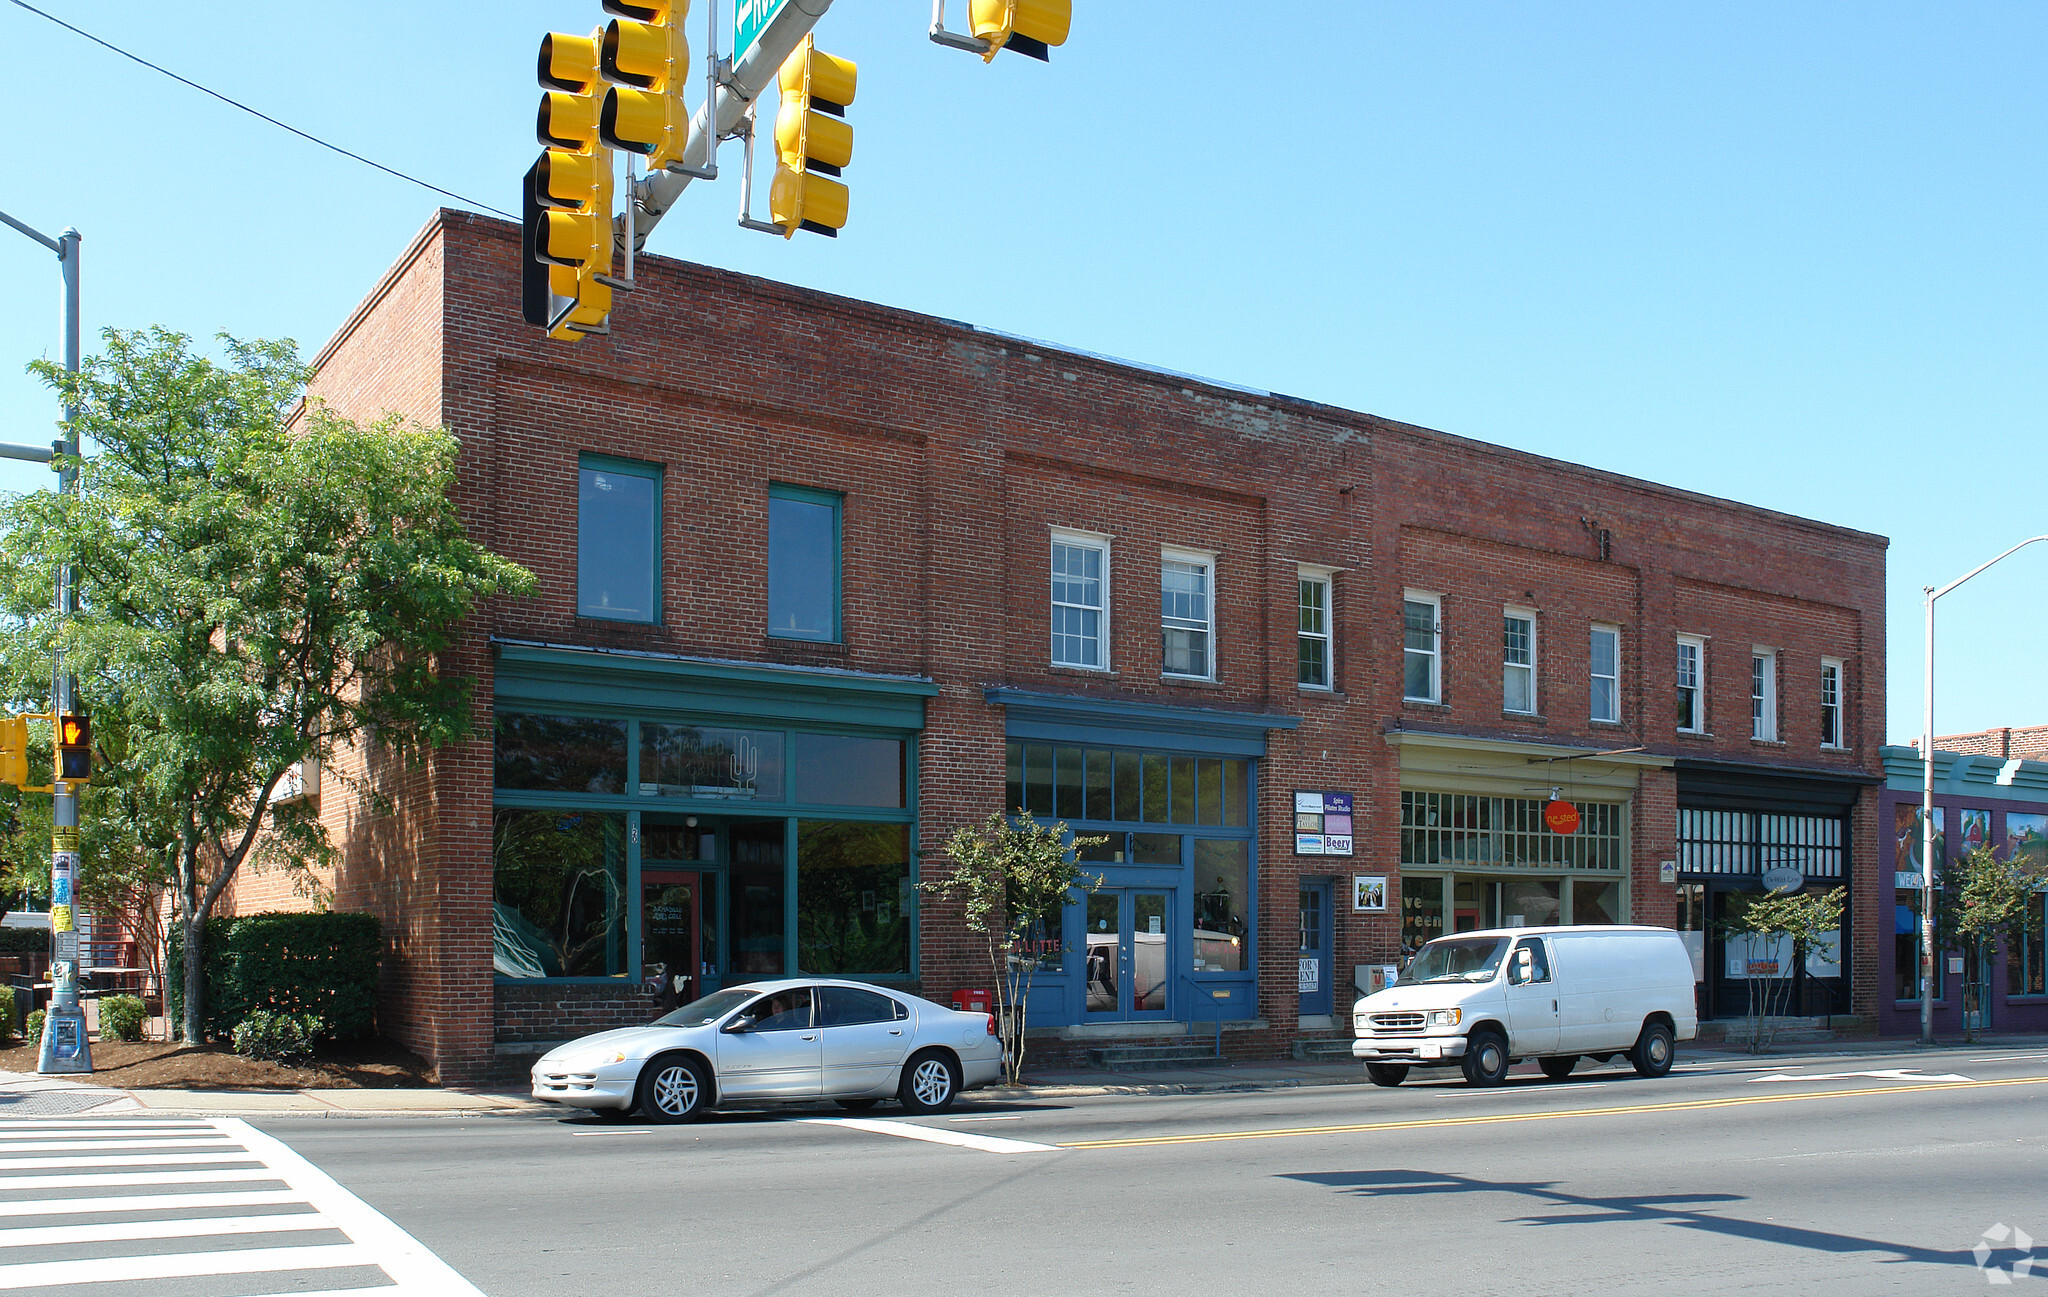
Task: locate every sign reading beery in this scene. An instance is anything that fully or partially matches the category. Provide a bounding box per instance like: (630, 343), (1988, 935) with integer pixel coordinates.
(1294, 791), (1354, 856)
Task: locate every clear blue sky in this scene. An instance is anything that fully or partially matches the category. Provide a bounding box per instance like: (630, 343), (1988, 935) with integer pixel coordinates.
(3, 2), (2043, 745)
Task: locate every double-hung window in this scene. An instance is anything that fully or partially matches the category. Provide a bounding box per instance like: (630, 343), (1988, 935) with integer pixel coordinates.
(1590, 624), (1621, 723)
(1751, 649), (1777, 741)
(578, 454), (661, 624)
(767, 484), (841, 641)
(1502, 609), (1536, 714)
(1298, 568), (1333, 689)
(1161, 549), (1214, 679)
(1050, 530), (1109, 669)
(1820, 657), (1845, 748)
(1675, 635), (1705, 733)
(1404, 593), (1441, 703)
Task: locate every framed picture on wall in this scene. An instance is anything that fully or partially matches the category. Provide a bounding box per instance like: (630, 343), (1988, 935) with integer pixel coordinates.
(1353, 875), (1387, 912)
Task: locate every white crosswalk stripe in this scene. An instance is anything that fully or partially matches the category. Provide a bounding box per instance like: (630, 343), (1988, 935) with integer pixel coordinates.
(0, 1116), (485, 1294)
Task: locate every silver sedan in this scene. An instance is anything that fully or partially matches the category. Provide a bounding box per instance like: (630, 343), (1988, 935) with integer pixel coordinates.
(530, 978), (1005, 1122)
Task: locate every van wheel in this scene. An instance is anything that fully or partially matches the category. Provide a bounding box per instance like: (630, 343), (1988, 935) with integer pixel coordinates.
(1630, 1021), (1675, 1078)
(1365, 1063), (1408, 1087)
(1461, 1030), (1511, 1086)
(1538, 1055), (1578, 1081)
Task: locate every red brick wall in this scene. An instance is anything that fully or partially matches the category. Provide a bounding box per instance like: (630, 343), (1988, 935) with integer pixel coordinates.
(1933, 726), (2048, 761)
(306, 210), (1888, 1079)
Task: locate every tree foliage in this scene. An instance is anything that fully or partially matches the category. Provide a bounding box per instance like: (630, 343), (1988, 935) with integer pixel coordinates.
(0, 327), (534, 1044)
(920, 812), (1104, 1083)
(1720, 886), (1845, 1053)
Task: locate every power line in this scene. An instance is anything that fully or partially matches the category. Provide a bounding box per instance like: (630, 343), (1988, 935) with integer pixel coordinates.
(7, 0), (515, 220)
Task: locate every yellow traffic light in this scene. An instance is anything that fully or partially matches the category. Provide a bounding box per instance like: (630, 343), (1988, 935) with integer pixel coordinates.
(56, 713), (90, 784)
(969, 0), (1071, 62)
(523, 29), (616, 341)
(599, 0), (690, 172)
(0, 715), (26, 789)
(769, 35), (857, 238)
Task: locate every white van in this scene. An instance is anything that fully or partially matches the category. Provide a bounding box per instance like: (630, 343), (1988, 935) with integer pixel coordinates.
(1351, 925), (1698, 1087)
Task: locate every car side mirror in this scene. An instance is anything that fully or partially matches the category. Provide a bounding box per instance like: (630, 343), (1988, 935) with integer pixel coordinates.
(723, 1014), (755, 1034)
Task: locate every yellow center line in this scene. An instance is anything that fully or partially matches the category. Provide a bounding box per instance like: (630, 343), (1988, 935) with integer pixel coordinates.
(1056, 1073), (2048, 1150)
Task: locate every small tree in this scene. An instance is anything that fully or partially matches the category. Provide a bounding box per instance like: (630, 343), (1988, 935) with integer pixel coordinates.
(1721, 886), (1845, 1052)
(1947, 843), (2048, 1040)
(920, 811), (1103, 1083)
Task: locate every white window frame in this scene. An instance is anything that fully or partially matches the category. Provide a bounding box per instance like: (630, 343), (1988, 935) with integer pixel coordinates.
(1590, 623), (1621, 723)
(1751, 648), (1777, 741)
(1676, 635), (1706, 734)
(1297, 565), (1335, 690)
(1049, 528), (1111, 671)
(1404, 590), (1442, 704)
(1160, 547), (1216, 680)
(1820, 657), (1846, 749)
(1502, 607), (1537, 715)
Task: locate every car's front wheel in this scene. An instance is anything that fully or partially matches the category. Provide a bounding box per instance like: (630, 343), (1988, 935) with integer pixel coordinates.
(898, 1049), (961, 1114)
(1365, 1063), (1408, 1087)
(1461, 1030), (1512, 1087)
(637, 1054), (709, 1123)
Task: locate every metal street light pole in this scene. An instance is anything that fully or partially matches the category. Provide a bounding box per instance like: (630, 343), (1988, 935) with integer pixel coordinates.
(1919, 535), (2048, 1047)
(0, 207), (92, 1074)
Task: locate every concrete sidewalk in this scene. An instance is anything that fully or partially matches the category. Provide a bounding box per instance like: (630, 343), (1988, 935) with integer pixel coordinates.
(4, 1033), (2043, 1117)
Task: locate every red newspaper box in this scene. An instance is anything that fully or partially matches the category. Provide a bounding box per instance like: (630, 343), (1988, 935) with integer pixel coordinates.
(952, 987), (991, 1014)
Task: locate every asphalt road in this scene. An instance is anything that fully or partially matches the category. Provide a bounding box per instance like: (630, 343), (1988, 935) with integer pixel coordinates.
(17, 1046), (2048, 1296)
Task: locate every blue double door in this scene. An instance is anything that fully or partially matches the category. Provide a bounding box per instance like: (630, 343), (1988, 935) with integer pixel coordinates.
(1085, 888), (1172, 1020)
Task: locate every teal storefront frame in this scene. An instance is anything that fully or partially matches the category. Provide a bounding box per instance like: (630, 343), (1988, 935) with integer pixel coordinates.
(987, 688), (1298, 1030)
(491, 640), (936, 991)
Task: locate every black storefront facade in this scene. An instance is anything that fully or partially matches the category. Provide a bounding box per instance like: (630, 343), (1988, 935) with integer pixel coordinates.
(1674, 759), (1876, 1020)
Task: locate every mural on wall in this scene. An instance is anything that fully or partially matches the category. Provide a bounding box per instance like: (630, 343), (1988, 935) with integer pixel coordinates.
(1959, 808), (1992, 856)
(1893, 803), (1943, 880)
(2007, 813), (2048, 870)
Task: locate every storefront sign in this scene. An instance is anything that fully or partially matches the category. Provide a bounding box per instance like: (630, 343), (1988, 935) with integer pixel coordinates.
(1761, 866), (1804, 895)
(1542, 799), (1581, 835)
(1294, 791), (1354, 856)
(1352, 875), (1387, 912)
(1659, 859), (1677, 884)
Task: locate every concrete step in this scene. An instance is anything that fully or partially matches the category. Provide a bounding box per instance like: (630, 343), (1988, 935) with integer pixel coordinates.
(1291, 1038), (1355, 1061)
(1696, 1015), (1869, 1047)
(1086, 1045), (1227, 1070)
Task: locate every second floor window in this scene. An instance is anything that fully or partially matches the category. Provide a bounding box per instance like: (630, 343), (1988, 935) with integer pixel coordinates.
(1751, 650), (1777, 741)
(1161, 551), (1213, 679)
(1050, 532), (1108, 669)
(1502, 611), (1535, 714)
(1821, 658), (1844, 748)
(1298, 570), (1333, 689)
(1676, 636), (1705, 733)
(1404, 595), (1441, 702)
(767, 485), (841, 641)
(1590, 625), (1620, 723)
(578, 455), (661, 624)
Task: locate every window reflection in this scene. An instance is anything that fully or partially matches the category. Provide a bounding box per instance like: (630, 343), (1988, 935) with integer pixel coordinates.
(492, 809), (626, 979)
(494, 714), (626, 795)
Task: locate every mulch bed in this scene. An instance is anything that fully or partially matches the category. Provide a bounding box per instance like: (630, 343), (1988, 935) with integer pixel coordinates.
(0, 1037), (437, 1090)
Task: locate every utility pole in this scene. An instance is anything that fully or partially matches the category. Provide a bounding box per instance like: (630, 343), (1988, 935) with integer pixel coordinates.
(0, 207), (92, 1074)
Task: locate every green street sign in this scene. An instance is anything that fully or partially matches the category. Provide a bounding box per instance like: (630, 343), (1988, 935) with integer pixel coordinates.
(733, 0), (793, 63)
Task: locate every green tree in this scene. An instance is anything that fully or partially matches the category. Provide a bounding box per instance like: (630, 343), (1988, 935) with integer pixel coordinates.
(0, 327), (535, 1045)
(1946, 843), (2048, 1039)
(1720, 886), (1845, 1052)
(920, 812), (1104, 1083)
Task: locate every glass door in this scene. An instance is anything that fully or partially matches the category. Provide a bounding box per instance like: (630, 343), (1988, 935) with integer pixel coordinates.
(1084, 889), (1172, 1020)
(641, 869), (701, 1010)
(1298, 882), (1332, 1016)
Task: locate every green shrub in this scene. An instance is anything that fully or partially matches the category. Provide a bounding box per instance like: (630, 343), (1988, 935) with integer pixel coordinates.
(231, 1010), (323, 1063)
(24, 1009), (44, 1045)
(98, 994), (146, 1042)
(0, 928), (51, 953)
(0, 985), (13, 1042)
(169, 912), (381, 1043)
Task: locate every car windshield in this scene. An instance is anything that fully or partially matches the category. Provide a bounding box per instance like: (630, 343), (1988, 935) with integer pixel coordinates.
(1405, 936), (1509, 984)
(652, 987), (757, 1028)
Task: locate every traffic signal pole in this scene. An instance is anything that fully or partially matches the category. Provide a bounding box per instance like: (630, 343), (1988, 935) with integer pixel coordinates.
(627, 0), (834, 247)
(0, 207), (91, 1074)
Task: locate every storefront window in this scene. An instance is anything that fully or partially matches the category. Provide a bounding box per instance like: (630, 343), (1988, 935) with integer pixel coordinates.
(2009, 892), (2046, 997)
(1894, 892), (1942, 1001)
(1004, 742), (1251, 827)
(1400, 876), (1444, 958)
(1572, 879), (1623, 924)
(1501, 878), (1561, 927)
(797, 821), (911, 975)
(1133, 833), (1182, 865)
(1192, 840), (1248, 971)
(795, 734), (904, 807)
(491, 809), (626, 979)
(494, 714), (626, 795)
(1402, 792), (1624, 871)
(730, 822), (787, 976)
(640, 724), (785, 800)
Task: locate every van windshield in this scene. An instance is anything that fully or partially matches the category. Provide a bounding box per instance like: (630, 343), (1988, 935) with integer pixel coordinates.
(1405, 936), (1509, 984)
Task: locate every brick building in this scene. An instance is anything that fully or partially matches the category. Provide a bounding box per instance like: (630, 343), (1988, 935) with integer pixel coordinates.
(1925, 725), (2048, 762)
(265, 210), (1888, 1083)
